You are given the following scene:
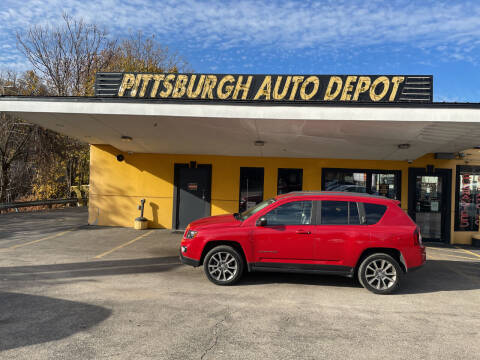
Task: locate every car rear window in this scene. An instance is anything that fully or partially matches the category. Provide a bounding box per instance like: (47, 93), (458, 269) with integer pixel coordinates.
(363, 203), (387, 225)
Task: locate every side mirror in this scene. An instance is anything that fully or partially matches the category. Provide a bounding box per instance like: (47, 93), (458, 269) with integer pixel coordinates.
(256, 217), (267, 227)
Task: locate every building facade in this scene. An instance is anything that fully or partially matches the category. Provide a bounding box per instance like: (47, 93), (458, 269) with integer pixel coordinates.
(89, 144), (480, 244)
(2, 72), (480, 244)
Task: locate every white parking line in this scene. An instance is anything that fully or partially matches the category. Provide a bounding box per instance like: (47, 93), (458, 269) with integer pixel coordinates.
(455, 246), (480, 260)
(427, 247), (469, 255)
(0, 228), (74, 251)
(428, 251), (480, 261)
(94, 230), (155, 259)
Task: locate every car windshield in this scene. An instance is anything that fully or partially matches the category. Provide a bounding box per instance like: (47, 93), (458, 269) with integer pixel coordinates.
(238, 198), (276, 221)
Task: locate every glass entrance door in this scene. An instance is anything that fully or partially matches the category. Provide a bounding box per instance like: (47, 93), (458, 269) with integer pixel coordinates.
(415, 176), (443, 240)
(408, 168), (452, 242)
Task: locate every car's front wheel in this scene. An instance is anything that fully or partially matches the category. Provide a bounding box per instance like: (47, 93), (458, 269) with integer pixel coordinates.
(203, 245), (244, 285)
(358, 253), (402, 294)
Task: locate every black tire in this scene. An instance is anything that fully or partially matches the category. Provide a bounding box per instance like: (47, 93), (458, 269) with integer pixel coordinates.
(203, 245), (244, 286)
(358, 253), (403, 294)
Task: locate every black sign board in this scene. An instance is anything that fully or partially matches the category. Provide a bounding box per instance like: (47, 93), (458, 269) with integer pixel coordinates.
(95, 73), (433, 103)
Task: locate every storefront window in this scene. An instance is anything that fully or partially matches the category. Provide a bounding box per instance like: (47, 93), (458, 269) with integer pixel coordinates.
(277, 168), (303, 194)
(324, 170), (367, 193)
(455, 165), (480, 231)
(371, 173), (397, 199)
(323, 168), (400, 200)
(239, 167), (264, 213)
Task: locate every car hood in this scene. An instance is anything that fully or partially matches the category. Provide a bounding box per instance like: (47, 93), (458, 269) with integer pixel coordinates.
(189, 214), (240, 229)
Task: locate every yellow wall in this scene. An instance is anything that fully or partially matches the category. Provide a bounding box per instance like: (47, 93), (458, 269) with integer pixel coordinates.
(89, 144), (480, 244)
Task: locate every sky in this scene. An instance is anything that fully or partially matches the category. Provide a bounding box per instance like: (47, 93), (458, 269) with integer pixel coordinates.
(1, 0), (480, 102)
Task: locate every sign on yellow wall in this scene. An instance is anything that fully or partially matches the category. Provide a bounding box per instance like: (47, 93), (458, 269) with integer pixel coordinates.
(95, 73), (432, 103)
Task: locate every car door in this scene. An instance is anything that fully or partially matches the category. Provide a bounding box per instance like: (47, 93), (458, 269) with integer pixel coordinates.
(253, 200), (315, 261)
(313, 200), (365, 261)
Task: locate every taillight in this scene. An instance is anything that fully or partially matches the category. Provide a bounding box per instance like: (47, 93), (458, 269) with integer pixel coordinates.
(413, 228), (422, 246)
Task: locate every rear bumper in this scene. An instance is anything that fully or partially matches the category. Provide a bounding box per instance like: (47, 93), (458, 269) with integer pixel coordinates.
(179, 251), (200, 267)
(407, 246), (426, 272)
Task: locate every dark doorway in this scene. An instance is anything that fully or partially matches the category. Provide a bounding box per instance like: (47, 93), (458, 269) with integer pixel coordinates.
(239, 167), (264, 213)
(173, 164), (212, 229)
(408, 167), (452, 242)
(277, 168), (303, 194)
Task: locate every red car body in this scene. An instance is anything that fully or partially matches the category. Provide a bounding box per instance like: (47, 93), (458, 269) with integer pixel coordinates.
(180, 192), (426, 286)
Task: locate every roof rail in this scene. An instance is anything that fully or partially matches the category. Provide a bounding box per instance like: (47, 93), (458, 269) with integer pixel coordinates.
(277, 191), (392, 200)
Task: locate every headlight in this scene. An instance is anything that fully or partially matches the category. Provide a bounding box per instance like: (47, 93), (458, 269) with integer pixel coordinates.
(185, 230), (198, 239)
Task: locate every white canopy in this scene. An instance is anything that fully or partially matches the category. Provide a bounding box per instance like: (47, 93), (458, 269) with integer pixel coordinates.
(1, 97), (480, 160)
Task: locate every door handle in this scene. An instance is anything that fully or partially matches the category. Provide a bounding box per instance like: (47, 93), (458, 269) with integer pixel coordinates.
(296, 230), (311, 234)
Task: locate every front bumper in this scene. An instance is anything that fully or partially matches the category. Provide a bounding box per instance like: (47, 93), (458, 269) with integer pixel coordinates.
(179, 250), (200, 267)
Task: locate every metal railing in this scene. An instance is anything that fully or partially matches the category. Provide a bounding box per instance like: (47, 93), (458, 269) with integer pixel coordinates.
(0, 198), (83, 211)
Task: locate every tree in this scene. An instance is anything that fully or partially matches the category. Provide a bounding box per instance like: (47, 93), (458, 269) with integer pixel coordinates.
(0, 71), (43, 204)
(17, 15), (190, 96)
(0, 70), (92, 204)
(31, 129), (90, 199)
(105, 32), (189, 72)
(14, 14), (114, 201)
(16, 13), (115, 97)
(0, 112), (34, 204)
(83, 32), (190, 95)
(5, 14), (190, 205)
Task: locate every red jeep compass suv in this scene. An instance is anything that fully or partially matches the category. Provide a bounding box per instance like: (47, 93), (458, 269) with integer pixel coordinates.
(180, 192), (425, 294)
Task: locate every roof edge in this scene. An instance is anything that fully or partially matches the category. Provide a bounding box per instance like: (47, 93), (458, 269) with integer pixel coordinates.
(1, 95), (480, 109)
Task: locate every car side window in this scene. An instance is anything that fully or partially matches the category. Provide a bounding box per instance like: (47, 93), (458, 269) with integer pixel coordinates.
(363, 203), (387, 225)
(319, 201), (361, 225)
(321, 201), (348, 224)
(264, 201), (313, 226)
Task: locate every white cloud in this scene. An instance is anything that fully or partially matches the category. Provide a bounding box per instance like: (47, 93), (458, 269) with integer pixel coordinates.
(2, 0), (480, 69)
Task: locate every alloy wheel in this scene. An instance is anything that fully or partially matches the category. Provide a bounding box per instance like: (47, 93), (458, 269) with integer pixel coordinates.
(207, 251), (238, 282)
(364, 259), (397, 291)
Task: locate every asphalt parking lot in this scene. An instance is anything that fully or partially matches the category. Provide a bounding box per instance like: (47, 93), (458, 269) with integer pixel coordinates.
(1, 208), (480, 360)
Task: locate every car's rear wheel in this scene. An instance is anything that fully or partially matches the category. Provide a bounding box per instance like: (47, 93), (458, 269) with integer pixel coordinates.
(358, 253), (402, 294)
(203, 245), (244, 285)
